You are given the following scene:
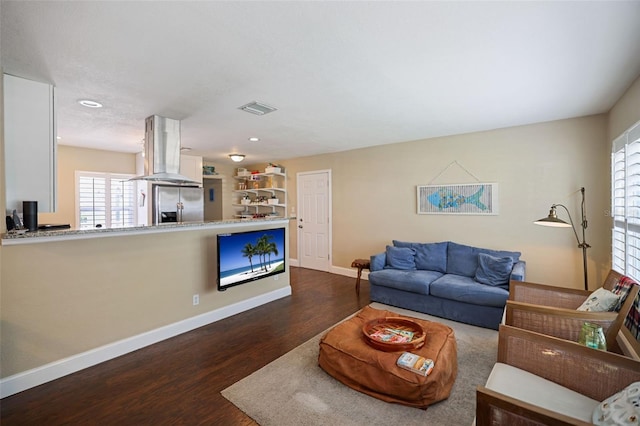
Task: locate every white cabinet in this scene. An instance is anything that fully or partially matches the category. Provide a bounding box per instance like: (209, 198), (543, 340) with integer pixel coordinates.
(4, 74), (56, 213)
(233, 171), (287, 218)
(180, 154), (203, 185)
(135, 152), (152, 226)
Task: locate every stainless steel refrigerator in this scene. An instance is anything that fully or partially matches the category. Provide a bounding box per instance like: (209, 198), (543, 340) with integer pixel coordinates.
(152, 184), (204, 225)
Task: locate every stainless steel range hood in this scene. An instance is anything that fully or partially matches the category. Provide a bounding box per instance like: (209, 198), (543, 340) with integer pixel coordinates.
(130, 115), (200, 185)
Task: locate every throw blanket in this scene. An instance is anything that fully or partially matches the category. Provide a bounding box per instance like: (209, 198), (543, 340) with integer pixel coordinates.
(614, 275), (640, 339)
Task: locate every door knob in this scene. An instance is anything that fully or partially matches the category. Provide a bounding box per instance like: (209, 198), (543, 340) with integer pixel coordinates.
(298, 225), (303, 228)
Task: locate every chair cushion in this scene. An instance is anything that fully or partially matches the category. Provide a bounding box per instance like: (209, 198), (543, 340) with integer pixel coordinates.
(393, 240), (448, 273)
(384, 246), (416, 270)
(577, 287), (621, 312)
(592, 381), (640, 425)
(475, 253), (514, 288)
(485, 363), (598, 423)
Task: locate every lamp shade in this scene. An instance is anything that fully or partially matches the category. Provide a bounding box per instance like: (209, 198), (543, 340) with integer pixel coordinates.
(534, 207), (571, 228)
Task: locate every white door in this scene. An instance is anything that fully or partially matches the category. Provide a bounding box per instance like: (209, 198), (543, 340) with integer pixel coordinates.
(298, 170), (331, 271)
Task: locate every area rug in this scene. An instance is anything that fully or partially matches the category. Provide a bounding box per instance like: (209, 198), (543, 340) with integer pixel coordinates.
(221, 302), (497, 425)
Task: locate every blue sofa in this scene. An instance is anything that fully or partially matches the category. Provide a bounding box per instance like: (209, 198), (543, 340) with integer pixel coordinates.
(368, 241), (526, 330)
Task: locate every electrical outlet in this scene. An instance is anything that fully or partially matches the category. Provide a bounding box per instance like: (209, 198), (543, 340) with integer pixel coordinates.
(274, 275), (279, 281)
(193, 294), (199, 306)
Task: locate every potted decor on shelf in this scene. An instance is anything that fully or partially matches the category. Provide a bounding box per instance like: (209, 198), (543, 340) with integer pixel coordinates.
(268, 195), (278, 205)
(241, 194), (251, 205)
(265, 163), (283, 174)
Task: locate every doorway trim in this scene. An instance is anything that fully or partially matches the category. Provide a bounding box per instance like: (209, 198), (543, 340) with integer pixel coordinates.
(296, 169), (332, 271)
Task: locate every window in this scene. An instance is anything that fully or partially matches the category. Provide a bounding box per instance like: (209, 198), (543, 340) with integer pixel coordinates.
(611, 120), (640, 281)
(76, 172), (137, 229)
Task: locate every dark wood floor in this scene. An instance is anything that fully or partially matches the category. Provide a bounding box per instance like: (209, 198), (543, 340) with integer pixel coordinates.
(1, 267), (370, 425)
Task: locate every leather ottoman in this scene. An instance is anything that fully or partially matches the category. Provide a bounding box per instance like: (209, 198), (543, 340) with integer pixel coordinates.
(318, 305), (457, 409)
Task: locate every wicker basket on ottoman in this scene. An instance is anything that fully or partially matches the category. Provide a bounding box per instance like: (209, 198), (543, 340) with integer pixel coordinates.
(318, 305), (458, 409)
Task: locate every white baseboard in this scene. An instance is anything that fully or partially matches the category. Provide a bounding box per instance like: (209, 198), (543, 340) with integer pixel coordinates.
(0, 286), (292, 399)
(330, 264), (369, 280)
(288, 258), (369, 281)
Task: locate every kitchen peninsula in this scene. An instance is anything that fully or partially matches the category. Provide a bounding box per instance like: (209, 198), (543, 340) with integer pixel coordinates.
(0, 218), (291, 398)
(1, 217), (289, 244)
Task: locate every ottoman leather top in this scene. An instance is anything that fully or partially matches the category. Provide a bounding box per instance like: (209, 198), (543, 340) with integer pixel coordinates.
(319, 305), (458, 408)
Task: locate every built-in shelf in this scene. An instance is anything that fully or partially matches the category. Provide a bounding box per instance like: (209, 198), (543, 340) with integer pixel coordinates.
(233, 170), (287, 219)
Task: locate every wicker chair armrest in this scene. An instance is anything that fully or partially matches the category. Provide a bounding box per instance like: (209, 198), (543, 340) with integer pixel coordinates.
(509, 281), (590, 308)
(505, 300), (618, 350)
(476, 386), (591, 426)
(497, 325), (640, 401)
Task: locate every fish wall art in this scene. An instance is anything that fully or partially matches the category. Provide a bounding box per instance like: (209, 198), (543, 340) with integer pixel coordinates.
(417, 183), (498, 215)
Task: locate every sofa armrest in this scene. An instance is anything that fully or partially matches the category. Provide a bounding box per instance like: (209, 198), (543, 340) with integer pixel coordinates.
(510, 261), (526, 281)
(497, 325), (640, 401)
(369, 252), (386, 271)
(476, 386), (591, 426)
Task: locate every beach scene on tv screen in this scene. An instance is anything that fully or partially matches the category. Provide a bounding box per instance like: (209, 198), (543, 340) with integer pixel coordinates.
(219, 229), (285, 287)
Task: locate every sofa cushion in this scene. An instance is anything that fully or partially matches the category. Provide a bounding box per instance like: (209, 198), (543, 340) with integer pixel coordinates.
(446, 242), (521, 278)
(414, 242), (448, 273)
(485, 363), (598, 423)
(392, 240), (414, 248)
(429, 274), (509, 307)
(446, 242), (481, 277)
(393, 240), (448, 273)
(385, 246), (416, 270)
(475, 253), (514, 288)
(368, 270), (443, 295)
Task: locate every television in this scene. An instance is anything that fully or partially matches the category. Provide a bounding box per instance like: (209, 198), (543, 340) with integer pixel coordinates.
(217, 227), (286, 291)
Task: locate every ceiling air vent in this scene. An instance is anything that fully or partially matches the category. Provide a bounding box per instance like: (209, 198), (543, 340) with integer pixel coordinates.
(238, 101), (277, 116)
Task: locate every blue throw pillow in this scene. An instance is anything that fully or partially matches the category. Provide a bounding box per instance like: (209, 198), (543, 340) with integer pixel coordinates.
(447, 242), (479, 276)
(475, 252), (514, 287)
(413, 242), (448, 273)
(392, 240), (414, 248)
(385, 245), (416, 270)
(393, 240), (448, 272)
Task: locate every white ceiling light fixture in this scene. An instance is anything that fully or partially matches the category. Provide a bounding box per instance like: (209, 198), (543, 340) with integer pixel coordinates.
(229, 154), (245, 162)
(248, 137), (260, 142)
(78, 99), (103, 108)
(238, 101), (277, 116)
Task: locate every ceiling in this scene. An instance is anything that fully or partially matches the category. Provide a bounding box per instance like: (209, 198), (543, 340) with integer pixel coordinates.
(2, 1), (640, 165)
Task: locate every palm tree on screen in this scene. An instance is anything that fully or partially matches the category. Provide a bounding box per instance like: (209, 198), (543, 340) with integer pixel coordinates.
(267, 242), (279, 270)
(241, 243), (256, 273)
(256, 234), (274, 271)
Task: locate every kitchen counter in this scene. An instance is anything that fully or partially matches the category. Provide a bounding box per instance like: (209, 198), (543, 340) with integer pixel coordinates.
(1, 217), (292, 245)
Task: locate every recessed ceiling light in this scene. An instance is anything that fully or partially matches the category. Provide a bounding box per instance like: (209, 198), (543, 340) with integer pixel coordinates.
(229, 154), (245, 162)
(180, 147), (192, 152)
(248, 137), (260, 142)
(78, 99), (103, 108)
(56, 136), (61, 140)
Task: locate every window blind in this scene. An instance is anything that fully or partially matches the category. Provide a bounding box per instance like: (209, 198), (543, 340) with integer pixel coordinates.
(612, 120), (640, 281)
(77, 172), (136, 229)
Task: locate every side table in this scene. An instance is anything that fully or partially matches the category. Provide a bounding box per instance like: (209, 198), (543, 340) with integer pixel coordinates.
(351, 258), (370, 295)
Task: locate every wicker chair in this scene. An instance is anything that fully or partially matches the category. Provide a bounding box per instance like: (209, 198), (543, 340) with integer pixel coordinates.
(476, 325), (640, 426)
(504, 269), (639, 352)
